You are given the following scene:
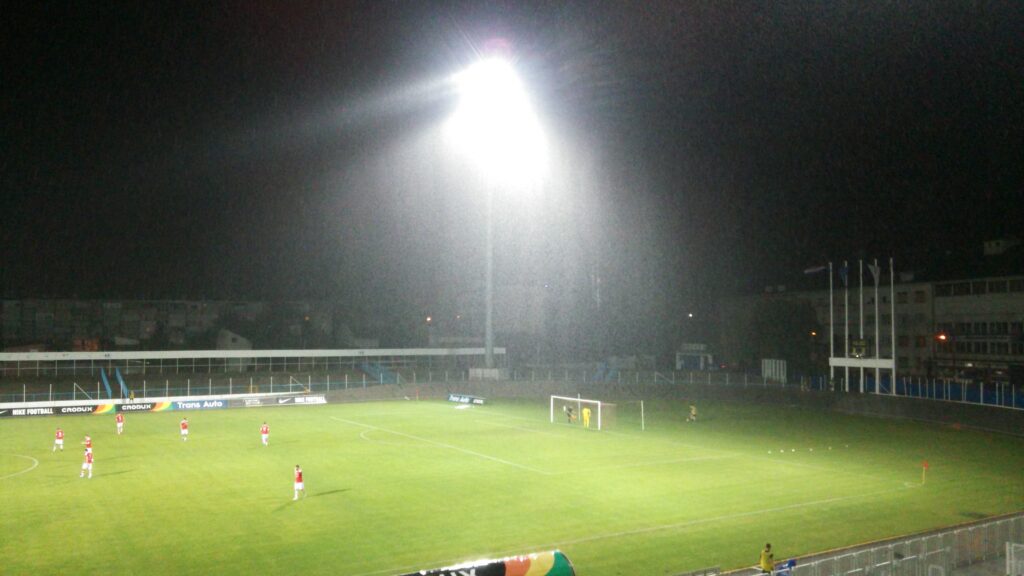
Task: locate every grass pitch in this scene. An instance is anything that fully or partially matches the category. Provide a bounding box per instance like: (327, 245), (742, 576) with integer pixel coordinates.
(1, 398), (1022, 575)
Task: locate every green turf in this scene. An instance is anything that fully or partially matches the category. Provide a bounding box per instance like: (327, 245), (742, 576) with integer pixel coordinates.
(1, 398), (1022, 576)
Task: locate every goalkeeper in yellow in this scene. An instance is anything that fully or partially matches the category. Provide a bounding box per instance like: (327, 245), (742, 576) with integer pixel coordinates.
(582, 406), (592, 428)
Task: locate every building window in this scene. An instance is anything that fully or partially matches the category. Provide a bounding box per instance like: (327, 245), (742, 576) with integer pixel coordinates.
(914, 290), (927, 303)
(897, 292), (908, 304)
(915, 336), (927, 348)
(1013, 342), (1024, 356)
(973, 322), (987, 336)
(955, 341), (969, 353)
(956, 322), (971, 335)
(898, 335), (910, 348)
(935, 284), (953, 297)
(988, 280), (1008, 293)
(990, 322), (1008, 335)
(1011, 322), (1023, 336)
(991, 342), (1009, 355)
(972, 341), (987, 354)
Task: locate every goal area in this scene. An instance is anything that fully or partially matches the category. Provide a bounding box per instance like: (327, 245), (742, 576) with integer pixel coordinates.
(549, 395), (644, 431)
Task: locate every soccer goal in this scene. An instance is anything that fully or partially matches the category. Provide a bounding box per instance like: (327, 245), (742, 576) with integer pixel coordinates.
(549, 395), (645, 431)
(1008, 542), (1024, 576)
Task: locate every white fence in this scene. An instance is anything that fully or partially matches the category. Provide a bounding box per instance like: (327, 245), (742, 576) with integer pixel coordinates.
(787, 514), (1024, 576)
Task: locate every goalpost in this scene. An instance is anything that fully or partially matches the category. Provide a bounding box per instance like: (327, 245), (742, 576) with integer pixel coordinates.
(549, 395), (645, 431)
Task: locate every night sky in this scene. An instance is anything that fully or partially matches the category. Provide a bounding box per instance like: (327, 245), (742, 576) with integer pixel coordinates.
(3, 1), (1022, 346)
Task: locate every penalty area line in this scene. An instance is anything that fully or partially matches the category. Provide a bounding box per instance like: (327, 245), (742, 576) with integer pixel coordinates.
(0, 454), (40, 481)
(330, 416), (553, 475)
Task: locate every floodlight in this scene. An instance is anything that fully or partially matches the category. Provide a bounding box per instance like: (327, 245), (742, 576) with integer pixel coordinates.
(445, 58), (547, 186)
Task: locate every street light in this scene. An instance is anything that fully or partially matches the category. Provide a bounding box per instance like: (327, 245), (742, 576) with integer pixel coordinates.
(936, 332), (956, 380)
(447, 57), (547, 370)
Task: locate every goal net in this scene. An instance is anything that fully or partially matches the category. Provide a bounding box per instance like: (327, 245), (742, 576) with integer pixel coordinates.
(550, 395), (614, 430)
(1008, 542), (1024, 576)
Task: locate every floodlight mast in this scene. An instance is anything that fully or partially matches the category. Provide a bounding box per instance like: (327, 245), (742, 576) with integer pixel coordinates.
(448, 57), (546, 370)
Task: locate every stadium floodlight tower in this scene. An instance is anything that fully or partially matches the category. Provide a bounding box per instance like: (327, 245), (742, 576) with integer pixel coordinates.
(447, 55), (547, 374)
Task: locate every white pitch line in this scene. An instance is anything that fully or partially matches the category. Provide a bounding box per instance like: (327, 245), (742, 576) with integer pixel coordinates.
(479, 412), (887, 483)
(0, 454), (39, 481)
(358, 429), (416, 448)
(477, 419), (567, 438)
(477, 417), (739, 474)
(331, 416), (552, 475)
(347, 485), (913, 576)
(397, 404), (888, 483)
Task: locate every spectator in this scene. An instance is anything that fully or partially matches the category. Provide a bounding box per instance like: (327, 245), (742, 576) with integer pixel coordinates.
(760, 543), (774, 574)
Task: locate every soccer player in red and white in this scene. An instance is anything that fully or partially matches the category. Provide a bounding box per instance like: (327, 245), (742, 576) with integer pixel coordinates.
(260, 422), (270, 446)
(82, 434), (92, 453)
(53, 427), (64, 452)
(180, 418), (189, 441)
(293, 465), (305, 500)
(80, 449), (93, 479)
(116, 412), (125, 435)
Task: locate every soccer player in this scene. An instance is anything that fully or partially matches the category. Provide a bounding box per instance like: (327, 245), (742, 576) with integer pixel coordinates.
(759, 543), (774, 575)
(293, 465), (305, 500)
(260, 422), (270, 446)
(582, 406), (592, 428)
(82, 434), (93, 453)
(687, 404), (698, 422)
(565, 406), (576, 424)
(116, 412), (125, 435)
(53, 427), (64, 452)
(180, 418), (189, 441)
(80, 449), (93, 479)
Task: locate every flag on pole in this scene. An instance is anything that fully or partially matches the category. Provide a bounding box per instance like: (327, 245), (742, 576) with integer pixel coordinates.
(804, 265), (828, 274)
(839, 263), (849, 286)
(868, 262), (881, 284)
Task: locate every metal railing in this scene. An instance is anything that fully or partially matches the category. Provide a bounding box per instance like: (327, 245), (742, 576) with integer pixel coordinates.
(789, 514), (1024, 576)
(2, 367), (1021, 410)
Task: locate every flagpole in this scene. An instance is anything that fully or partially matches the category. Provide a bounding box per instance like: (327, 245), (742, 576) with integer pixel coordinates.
(859, 259), (864, 394)
(844, 260), (849, 392)
(874, 258), (880, 393)
(890, 257), (896, 395)
(829, 262), (834, 386)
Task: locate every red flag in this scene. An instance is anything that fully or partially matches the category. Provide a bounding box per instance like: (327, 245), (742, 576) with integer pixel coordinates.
(922, 460), (930, 470)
